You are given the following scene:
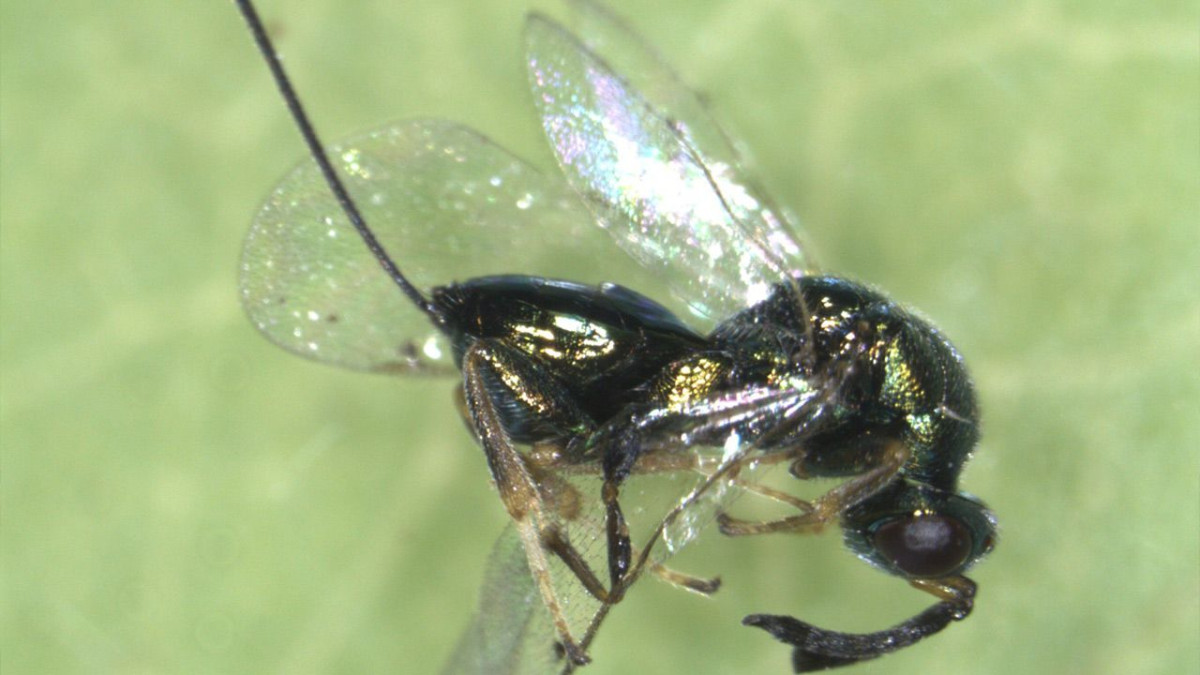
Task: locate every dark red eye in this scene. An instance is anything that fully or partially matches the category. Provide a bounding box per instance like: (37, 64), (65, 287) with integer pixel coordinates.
(873, 514), (972, 578)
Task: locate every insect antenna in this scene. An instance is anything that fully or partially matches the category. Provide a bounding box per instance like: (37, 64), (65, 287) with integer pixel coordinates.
(235, 0), (446, 328)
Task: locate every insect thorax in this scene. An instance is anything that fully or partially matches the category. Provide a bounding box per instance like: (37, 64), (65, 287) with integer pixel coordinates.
(708, 275), (980, 489)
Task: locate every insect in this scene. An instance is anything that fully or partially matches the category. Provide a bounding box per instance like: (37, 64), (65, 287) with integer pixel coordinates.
(235, 0), (997, 671)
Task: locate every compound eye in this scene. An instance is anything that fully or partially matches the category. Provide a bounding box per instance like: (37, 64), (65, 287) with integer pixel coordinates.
(873, 514), (972, 578)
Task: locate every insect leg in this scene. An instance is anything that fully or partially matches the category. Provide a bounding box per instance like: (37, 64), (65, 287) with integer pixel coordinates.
(461, 341), (592, 666)
(646, 561), (721, 595)
(602, 477), (633, 596)
(726, 476), (815, 514)
(717, 439), (910, 537)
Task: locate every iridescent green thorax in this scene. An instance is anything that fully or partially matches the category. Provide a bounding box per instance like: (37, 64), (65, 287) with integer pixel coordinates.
(706, 275), (979, 490)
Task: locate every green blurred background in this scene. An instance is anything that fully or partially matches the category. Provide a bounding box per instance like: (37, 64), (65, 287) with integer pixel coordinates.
(3, 0), (1196, 673)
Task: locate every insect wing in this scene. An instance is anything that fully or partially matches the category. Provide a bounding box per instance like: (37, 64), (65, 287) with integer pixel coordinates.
(567, 0), (793, 229)
(241, 119), (670, 374)
(525, 8), (814, 328)
(442, 525), (561, 675)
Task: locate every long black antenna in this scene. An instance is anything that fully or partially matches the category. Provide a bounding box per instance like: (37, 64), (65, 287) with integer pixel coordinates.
(234, 0), (444, 326)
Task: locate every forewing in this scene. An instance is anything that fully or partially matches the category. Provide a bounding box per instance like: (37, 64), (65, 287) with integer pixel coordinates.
(241, 119), (675, 374)
(567, 0), (786, 211)
(525, 10), (814, 328)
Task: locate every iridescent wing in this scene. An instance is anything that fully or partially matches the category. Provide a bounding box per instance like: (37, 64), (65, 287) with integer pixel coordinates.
(240, 120), (676, 375)
(526, 2), (815, 329)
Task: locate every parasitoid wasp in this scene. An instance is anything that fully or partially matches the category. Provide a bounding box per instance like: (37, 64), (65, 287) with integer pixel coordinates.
(235, 0), (997, 670)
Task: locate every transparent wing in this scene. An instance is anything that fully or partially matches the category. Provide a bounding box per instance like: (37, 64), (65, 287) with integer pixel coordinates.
(525, 6), (815, 329)
(442, 526), (560, 675)
(240, 119), (679, 375)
